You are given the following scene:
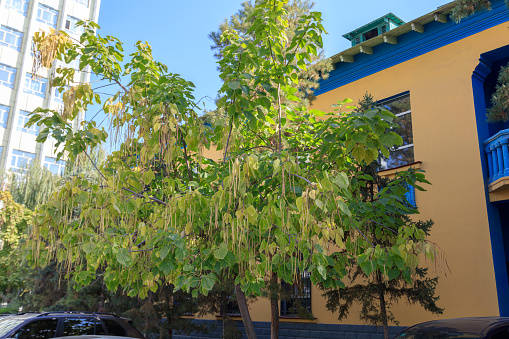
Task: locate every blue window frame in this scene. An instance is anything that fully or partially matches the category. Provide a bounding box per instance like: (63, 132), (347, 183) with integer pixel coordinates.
(11, 149), (36, 171)
(378, 93), (414, 171)
(17, 110), (38, 135)
(73, 0), (89, 7)
(4, 0), (29, 16)
(0, 26), (23, 51)
(0, 105), (10, 128)
(44, 156), (66, 175)
(65, 16), (84, 35)
(36, 4), (58, 28)
(24, 73), (47, 98)
(0, 64), (17, 89)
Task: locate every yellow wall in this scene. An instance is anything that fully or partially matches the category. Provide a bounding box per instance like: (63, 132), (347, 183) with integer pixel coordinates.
(196, 22), (509, 327)
(304, 22), (509, 325)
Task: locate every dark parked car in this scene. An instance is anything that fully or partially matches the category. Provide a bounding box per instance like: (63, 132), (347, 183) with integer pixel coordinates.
(395, 317), (509, 338)
(0, 312), (144, 339)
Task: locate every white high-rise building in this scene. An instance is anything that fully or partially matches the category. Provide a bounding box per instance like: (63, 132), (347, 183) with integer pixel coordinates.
(0, 0), (101, 175)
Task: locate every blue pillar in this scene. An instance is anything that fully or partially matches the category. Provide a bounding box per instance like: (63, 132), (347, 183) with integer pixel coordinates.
(497, 143), (504, 180)
(492, 145), (500, 181)
(487, 147), (494, 182)
(503, 140), (509, 177)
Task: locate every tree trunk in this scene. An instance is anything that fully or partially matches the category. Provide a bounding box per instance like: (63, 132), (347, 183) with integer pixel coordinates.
(235, 284), (257, 339)
(377, 273), (389, 339)
(270, 272), (279, 339)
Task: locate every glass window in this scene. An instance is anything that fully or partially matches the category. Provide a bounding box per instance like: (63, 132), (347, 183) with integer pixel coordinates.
(0, 63), (17, 89)
(11, 150), (36, 171)
(65, 16), (84, 35)
(102, 319), (127, 336)
(12, 319), (58, 339)
(379, 94), (414, 170)
(17, 110), (38, 135)
(44, 156), (66, 175)
(62, 318), (96, 336)
(36, 4), (58, 28)
(0, 318), (24, 337)
(0, 104), (10, 128)
(0, 26), (23, 51)
(73, 0), (89, 7)
(24, 73), (47, 98)
(4, 0), (29, 16)
(280, 270), (312, 317)
(54, 86), (69, 102)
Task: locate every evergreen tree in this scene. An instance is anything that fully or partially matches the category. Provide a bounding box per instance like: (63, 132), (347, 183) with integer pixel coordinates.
(321, 96), (444, 339)
(451, 0), (509, 122)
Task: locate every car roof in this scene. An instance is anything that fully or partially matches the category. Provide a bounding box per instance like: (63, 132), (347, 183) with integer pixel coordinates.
(405, 317), (509, 335)
(0, 312), (128, 322)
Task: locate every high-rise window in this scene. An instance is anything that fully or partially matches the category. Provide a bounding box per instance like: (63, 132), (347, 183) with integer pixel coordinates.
(36, 4), (58, 28)
(11, 149), (36, 171)
(379, 93), (414, 170)
(0, 105), (10, 128)
(65, 16), (84, 35)
(4, 0), (29, 16)
(73, 0), (89, 7)
(0, 26), (23, 51)
(24, 73), (47, 98)
(17, 110), (39, 135)
(0, 63), (17, 89)
(44, 157), (66, 175)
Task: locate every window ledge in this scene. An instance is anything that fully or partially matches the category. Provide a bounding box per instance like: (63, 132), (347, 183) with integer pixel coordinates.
(279, 316), (317, 323)
(377, 161), (422, 178)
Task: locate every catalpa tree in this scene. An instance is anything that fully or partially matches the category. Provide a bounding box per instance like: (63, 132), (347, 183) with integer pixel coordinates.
(26, 1), (436, 338)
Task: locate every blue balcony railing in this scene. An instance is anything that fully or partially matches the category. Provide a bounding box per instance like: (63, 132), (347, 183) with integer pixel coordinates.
(484, 129), (509, 184)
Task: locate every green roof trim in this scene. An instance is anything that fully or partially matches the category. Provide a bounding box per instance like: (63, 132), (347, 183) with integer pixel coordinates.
(342, 13), (406, 41)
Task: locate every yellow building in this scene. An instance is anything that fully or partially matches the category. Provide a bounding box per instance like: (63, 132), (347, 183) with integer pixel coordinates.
(178, 1), (509, 337)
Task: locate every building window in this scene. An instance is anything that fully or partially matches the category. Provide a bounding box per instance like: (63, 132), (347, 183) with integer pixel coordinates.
(363, 27), (379, 41)
(54, 86), (69, 102)
(73, 0), (89, 7)
(36, 4), (58, 28)
(381, 25), (387, 34)
(24, 73), (47, 98)
(65, 16), (84, 35)
(4, 0), (29, 16)
(0, 105), (10, 128)
(379, 93), (414, 170)
(280, 270), (312, 317)
(0, 63), (17, 89)
(11, 149), (36, 171)
(17, 110), (39, 135)
(0, 26), (23, 51)
(44, 157), (66, 175)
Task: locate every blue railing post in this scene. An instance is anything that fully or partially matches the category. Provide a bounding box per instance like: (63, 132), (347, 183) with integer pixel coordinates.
(486, 146), (494, 182)
(503, 139), (509, 177)
(492, 145), (500, 182)
(497, 143), (504, 179)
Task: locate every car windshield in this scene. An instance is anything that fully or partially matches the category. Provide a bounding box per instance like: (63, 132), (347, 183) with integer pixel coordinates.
(395, 331), (482, 338)
(0, 318), (24, 336)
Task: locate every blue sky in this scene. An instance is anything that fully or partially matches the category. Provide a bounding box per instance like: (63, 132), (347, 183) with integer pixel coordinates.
(89, 0), (449, 128)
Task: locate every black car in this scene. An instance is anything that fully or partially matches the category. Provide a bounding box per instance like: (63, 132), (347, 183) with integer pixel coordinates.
(395, 317), (509, 339)
(0, 312), (144, 339)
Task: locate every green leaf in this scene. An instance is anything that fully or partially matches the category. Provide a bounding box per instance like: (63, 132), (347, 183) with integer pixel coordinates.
(227, 81), (240, 90)
(214, 243), (228, 260)
(388, 268), (400, 281)
(116, 248), (131, 267)
(317, 265), (327, 280)
(201, 274), (215, 291)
